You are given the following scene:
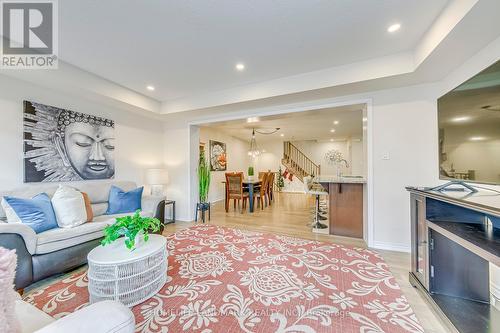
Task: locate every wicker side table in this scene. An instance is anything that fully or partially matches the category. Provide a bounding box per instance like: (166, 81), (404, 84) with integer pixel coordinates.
(87, 235), (167, 307)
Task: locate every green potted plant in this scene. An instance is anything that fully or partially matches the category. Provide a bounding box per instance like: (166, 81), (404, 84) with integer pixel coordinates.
(101, 210), (160, 250)
(248, 166), (254, 179)
(197, 149), (211, 222)
(276, 166), (285, 191)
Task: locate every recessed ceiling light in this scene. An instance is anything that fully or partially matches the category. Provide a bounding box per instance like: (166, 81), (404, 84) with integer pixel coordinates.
(247, 117), (259, 123)
(330, 129), (336, 133)
(452, 116), (470, 122)
(333, 120), (339, 125)
(330, 139), (334, 142)
(146, 85), (155, 91)
(235, 63), (245, 71)
(280, 133), (284, 137)
(387, 23), (401, 33)
(470, 136), (486, 141)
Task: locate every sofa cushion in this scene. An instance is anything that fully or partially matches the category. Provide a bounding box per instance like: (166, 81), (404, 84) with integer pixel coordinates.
(91, 203), (108, 217)
(15, 299), (55, 333)
(0, 180), (138, 219)
(1, 198), (21, 223)
(3, 194), (58, 234)
(106, 186), (143, 215)
(81, 192), (93, 222)
(51, 186), (87, 228)
(35, 222), (110, 255)
(92, 211), (154, 224)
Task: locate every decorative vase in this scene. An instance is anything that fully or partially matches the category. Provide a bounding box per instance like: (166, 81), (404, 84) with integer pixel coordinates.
(133, 231), (144, 250)
(335, 164), (341, 178)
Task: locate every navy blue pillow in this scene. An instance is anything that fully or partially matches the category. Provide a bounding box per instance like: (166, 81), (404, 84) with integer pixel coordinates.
(4, 193), (58, 233)
(106, 186), (143, 215)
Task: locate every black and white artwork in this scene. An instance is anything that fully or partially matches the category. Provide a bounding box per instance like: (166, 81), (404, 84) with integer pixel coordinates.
(23, 101), (115, 182)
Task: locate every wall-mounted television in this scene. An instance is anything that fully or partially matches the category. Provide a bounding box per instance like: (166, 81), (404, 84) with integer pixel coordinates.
(438, 60), (500, 185)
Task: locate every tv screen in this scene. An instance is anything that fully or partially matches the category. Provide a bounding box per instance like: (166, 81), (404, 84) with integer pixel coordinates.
(438, 60), (500, 184)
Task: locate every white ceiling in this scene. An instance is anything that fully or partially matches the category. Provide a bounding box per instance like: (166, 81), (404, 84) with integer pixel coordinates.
(202, 104), (364, 143)
(58, 0), (449, 102)
(3, 0), (499, 115)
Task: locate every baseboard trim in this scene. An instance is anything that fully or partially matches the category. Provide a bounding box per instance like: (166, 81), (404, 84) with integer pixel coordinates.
(372, 241), (410, 253)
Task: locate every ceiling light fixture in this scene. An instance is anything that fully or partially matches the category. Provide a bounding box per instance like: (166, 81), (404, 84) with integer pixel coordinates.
(247, 117), (259, 123)
(248, 128), (280, 158)
(248, 129), (260, 158)
(330, 129), (336, 133)
(333, 120), (339, 125)
(452, 116), (470, 122)
(470, 136), (486, 141)
(236, 63), (245, 71)
(146, 85), (155, 91)
(330, 139), (334, 142)
(280, 133), (284, 137)
(387, 23), (401, 33)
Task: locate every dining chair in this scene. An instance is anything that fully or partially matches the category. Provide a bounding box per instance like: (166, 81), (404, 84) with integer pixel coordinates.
(225, 172), (249, 213)
(258, 171), (266, 180)
(253, 172), (270, 210)
(267, 171), (275, 204)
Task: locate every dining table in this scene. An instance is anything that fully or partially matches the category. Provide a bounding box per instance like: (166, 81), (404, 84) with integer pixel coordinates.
(222, 178), (262, 213)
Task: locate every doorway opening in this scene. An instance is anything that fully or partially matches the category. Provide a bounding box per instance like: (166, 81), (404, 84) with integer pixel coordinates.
(188, 100), (373, 245)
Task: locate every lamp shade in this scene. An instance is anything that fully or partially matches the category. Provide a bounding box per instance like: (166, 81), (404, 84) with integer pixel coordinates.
(145, 169), (169, 185)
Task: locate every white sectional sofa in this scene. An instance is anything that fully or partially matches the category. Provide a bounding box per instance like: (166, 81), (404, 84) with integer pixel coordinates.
(0, 180), (165, 289)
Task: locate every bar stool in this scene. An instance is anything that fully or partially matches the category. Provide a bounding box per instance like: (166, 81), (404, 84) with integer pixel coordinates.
(303, 176), (328, 229)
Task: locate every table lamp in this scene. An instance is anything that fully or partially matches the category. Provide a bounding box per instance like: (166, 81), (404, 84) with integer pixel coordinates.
(146, 169), (168, 196)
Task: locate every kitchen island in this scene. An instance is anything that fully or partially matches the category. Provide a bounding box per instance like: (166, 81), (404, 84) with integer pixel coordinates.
(315, 176), (366, 238)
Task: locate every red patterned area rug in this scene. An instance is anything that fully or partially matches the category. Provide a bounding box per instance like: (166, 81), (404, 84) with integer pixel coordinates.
(24, 225), (423, 333)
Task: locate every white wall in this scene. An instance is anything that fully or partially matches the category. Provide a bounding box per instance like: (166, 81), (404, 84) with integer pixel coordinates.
(199, 127), (251, 203)
(291, 139), (364, 177)
(0, 75), (165, 192)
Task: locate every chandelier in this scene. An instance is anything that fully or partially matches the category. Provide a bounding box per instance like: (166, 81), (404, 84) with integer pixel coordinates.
(248, 129), (260, 158)
(247, 128), (280, 158)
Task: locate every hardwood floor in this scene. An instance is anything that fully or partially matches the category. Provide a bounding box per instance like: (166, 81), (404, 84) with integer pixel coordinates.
(164, 192), (450, 333)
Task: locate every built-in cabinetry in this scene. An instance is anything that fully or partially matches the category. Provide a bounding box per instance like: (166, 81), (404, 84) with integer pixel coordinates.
(328, 183), (363, 238)
(317, 178), (364, 238)
(407, 187), (500, 333)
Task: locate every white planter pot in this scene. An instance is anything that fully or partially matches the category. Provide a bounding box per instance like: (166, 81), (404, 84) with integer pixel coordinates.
(133, 232), (145, 249)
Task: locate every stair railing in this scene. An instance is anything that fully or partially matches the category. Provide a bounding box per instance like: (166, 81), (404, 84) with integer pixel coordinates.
(283, 141), (321, 177)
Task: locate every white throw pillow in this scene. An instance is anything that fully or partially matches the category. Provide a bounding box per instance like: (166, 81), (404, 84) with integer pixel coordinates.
(1, 198), (21, 223)
(51, 185), (87, 228)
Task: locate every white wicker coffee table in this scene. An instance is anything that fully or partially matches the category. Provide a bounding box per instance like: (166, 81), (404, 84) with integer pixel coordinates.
(87, 234), (167, 307)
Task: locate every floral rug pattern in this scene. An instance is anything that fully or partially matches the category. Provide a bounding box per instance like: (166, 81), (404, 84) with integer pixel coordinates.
(24, 225), (423, 333)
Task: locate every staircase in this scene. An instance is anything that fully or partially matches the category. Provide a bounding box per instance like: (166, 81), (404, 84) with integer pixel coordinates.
(282, 141), (320, 181)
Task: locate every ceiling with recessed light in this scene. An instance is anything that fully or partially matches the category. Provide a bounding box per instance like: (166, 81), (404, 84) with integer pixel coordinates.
(2, 0), (500, 115)
(202, 104), (364, 143)
(60, 1), (446, 99)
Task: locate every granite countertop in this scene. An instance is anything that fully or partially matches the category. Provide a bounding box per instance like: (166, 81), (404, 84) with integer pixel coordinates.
(314, 175), (367, 184)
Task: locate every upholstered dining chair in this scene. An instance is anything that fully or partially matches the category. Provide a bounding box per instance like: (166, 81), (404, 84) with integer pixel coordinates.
(253, 172), (270, 210)
(258, 171), (266, 180)
(225, 172), (249, 213)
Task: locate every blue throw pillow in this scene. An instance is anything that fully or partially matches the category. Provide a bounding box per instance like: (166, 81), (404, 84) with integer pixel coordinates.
(106, 186), (143, 215)
(4, 193), (58, 233)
